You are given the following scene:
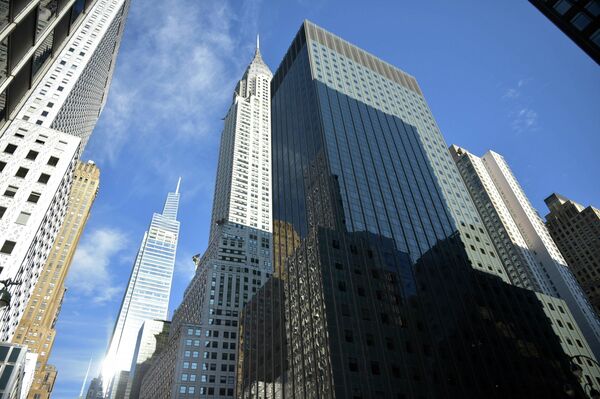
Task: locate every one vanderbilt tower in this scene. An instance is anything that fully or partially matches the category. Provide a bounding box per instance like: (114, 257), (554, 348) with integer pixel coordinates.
(139, 38), (273, 398)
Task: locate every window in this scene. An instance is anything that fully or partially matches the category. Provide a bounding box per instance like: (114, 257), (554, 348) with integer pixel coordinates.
(26, 150), (39, 160)
(571, 12), (592, 30)
(15, 167), (28, 178)
(179, 386), (186, 394)
(27, 192), (41, 203)
(4, 143), (17, 154)
(0, 161), (6, 171)
(47, 156), (59, 166)
(4, 185), (18, 197)
(1, 240), (16, 254)
(38, 173), (50, 184)
(554, 0), (572, 14)
(0, 206), (6, 219)
(15, 212), (31, 225)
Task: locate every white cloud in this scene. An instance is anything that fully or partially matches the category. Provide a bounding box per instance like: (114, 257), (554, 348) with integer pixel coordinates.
(511, 107), (538, 133)
(501, 79), (539, 133)
(67, 227), (129, 304)
(89, 0), (261, 166)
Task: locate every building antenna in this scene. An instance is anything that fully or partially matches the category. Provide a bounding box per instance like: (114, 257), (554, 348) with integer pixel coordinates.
(79, 358), (93, 398)
(176, 177), (182, 194)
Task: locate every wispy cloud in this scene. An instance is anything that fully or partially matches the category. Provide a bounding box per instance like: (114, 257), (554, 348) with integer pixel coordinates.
(502, 79), (527, 99)
(501, 79), (539, 133)
(66, 227), (129, 304)
(89, 0), (261, 167)
(510, 107), (538, 133)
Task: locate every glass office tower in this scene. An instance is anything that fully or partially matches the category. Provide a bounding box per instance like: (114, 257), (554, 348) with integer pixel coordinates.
(237, 20), (596, 399)
(104, 181), (180, 397)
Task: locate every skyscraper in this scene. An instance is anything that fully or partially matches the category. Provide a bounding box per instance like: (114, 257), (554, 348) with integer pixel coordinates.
(10, 160), (99, 399)
(126, 320), (170, 399)
(104, 181), (180, 398)
(140, 39), (273, 399)
(529, 0), (600, 64)
(237, 20), (598, 398)
(0, 0), (129, 342)
(545, 193), (600, 315)
(449, 146), (600, 357)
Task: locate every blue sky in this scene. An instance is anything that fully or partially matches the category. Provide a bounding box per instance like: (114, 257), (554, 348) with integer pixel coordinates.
(49, 0), (600, 397)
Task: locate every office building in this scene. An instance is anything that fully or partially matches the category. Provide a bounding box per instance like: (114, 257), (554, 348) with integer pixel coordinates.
(545, 193), (600, 315)
(529, 0), (600, 64)
(0, 122), (79, 342)
(10, 160), (98, 399)
(237, 20), (599, 398)
(0, 343), (37, 399)
(125, 319), (170, 399)
(140, 39), (273, 398)
(449, 146), (600, 358)
(104, 181), (180, 398)
(0, 0), (129, 342)
(85, 377), (104, 399)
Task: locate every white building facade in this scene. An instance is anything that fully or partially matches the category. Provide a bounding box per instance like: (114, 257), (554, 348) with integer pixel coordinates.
(0, 0), (130, 342)
(104, 183), (180, 397)
(450, 145), (600, 359)
(140, 42), (273, 399)
(0, 121), (80, 342)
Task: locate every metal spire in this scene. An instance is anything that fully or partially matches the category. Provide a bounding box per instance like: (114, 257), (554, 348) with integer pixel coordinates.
(256, 33), (260, 51)
(176, 177), (181, 194)
(79, 358), (92, 399)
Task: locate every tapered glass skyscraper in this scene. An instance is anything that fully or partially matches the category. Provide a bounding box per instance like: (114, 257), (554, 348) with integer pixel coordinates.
(104, 181), (181, 396)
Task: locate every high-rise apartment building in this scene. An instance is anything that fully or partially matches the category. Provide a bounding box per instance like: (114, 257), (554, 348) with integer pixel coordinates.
(104, 181), (180, 398)
(237, 21), (599, 399)
(0, 0), (129, 342)
(529, 0), (600, 64)
(449, 146), (600, 358)
(10, 160), (99, 399)
(545, 193), (600, 315)
(140, 41), (273, 399)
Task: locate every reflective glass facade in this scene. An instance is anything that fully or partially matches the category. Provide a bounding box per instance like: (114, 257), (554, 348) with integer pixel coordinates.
(237, 21), (597, 399)
(105, 185), (180, 386)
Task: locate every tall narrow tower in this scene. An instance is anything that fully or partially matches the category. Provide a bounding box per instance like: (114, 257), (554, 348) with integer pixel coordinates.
(104, 181), (181, 397)
(139, 39), (273, 399)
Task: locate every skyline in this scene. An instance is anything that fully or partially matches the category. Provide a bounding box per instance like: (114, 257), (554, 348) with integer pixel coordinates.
(46, 1), (599, 397)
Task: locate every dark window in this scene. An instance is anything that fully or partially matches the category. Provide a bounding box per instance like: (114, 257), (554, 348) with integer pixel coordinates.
(0, 206), (6, 219)
(4, 143), (17, 154)
(0, 240), (16, 254)
(47, 156), (59, 166)
(38, 173), (50, 184)
(0, 160), (6, 171)
(371, 362), (380, 375)
(15, 167), (28, 178)
(571, 12), (592, 30)
(4, 185), (17, 197)
(27, 192), (41, 203)
(26, 150), (38, 160)
(349, 358), (358, 372)
(344, 330), (353, 343)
